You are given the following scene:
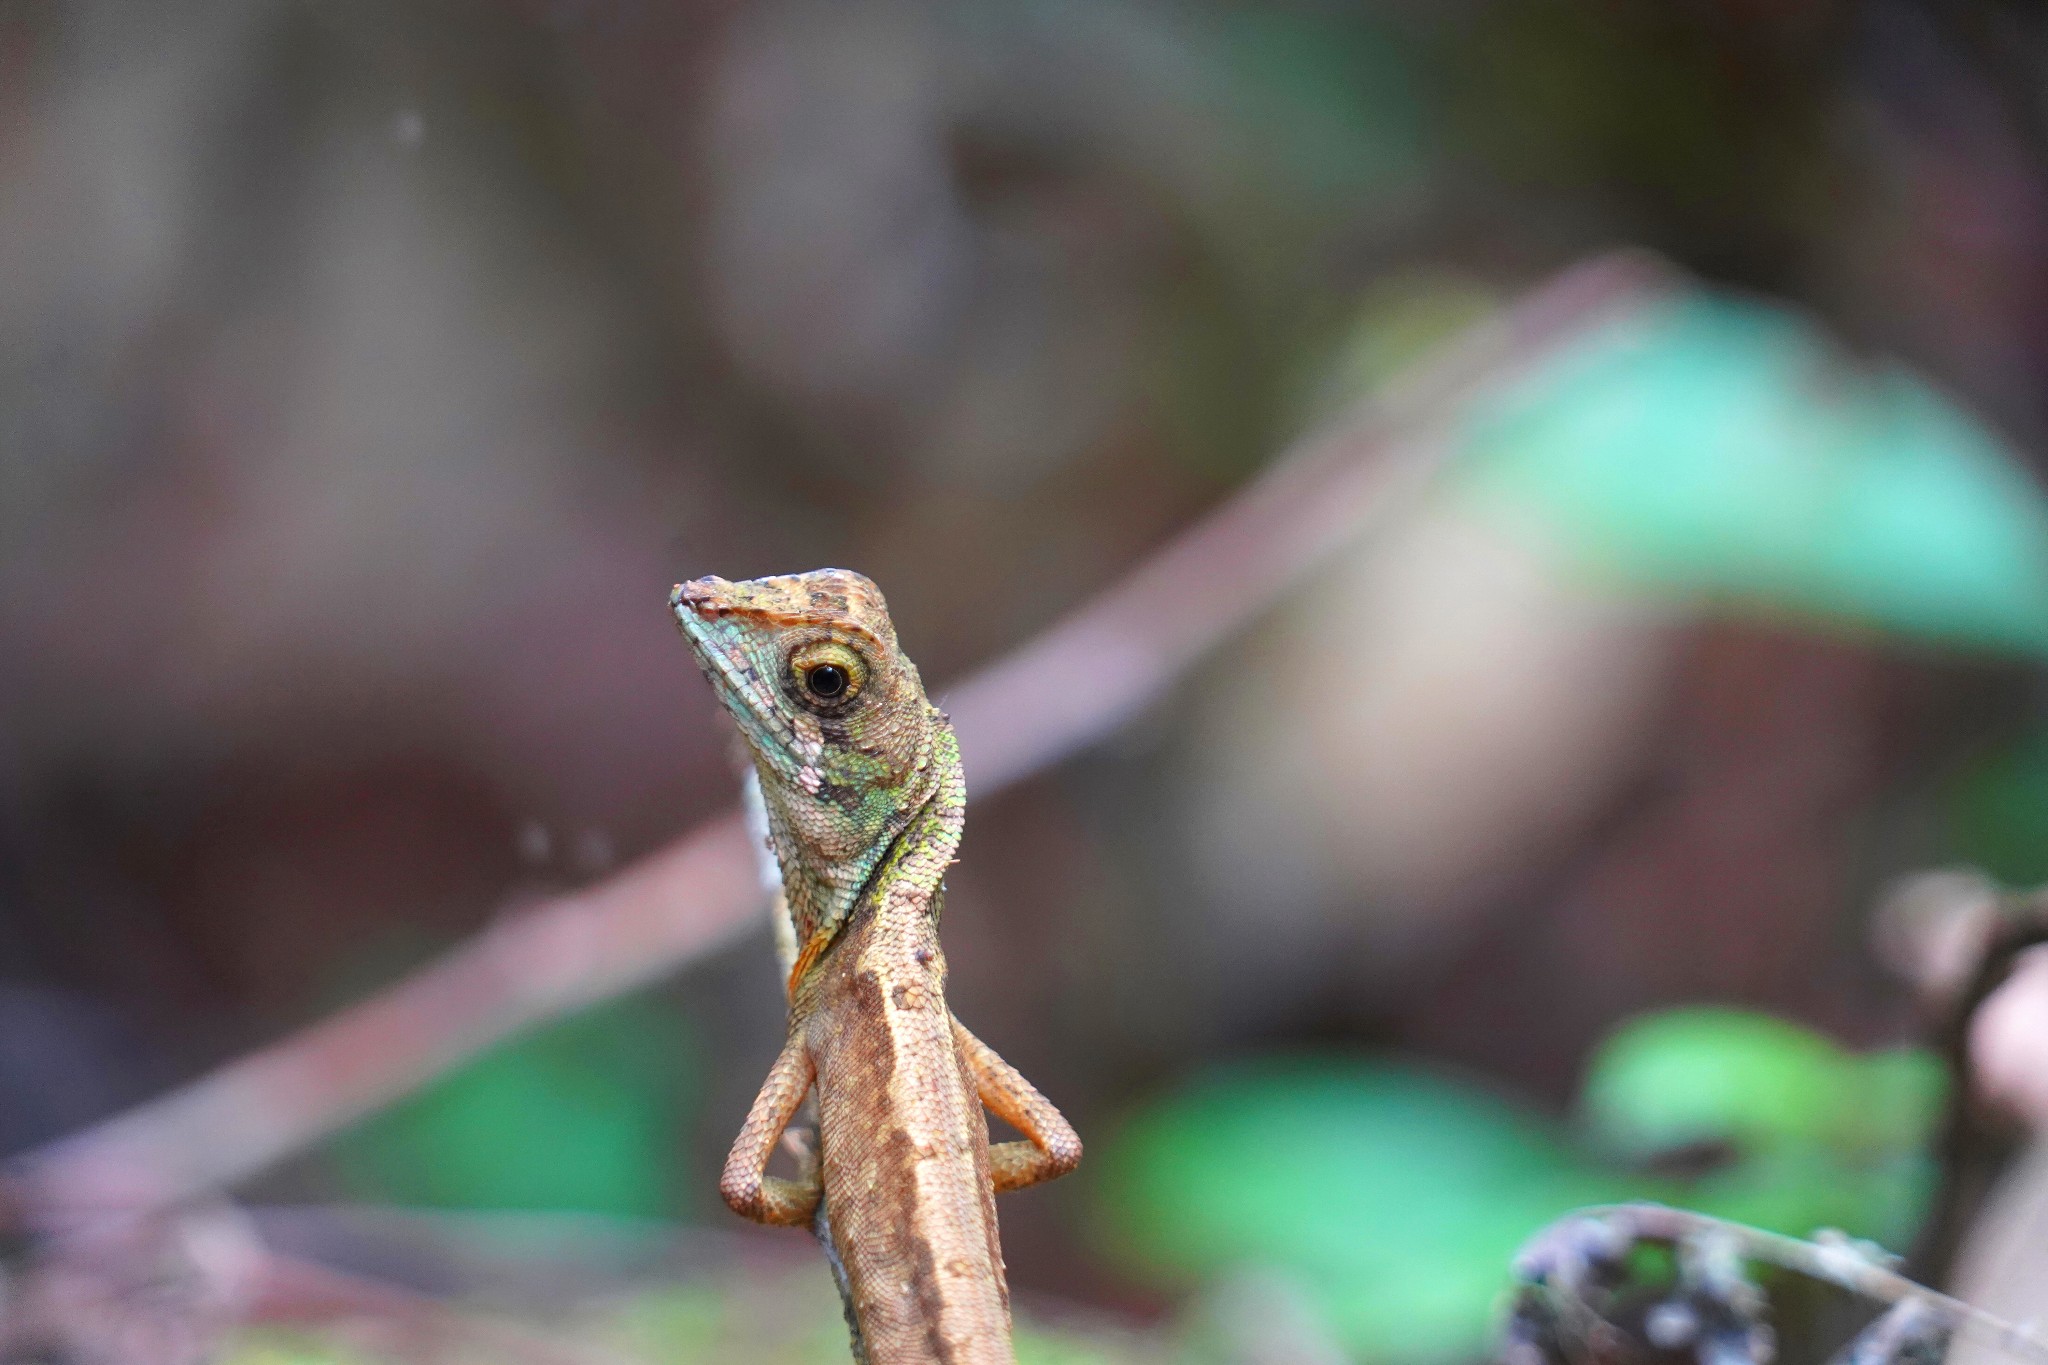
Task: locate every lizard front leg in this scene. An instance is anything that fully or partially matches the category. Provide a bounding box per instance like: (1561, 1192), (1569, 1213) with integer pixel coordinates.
(720, 1034), (822, 1226)
(952, 1017), (1083, 1193)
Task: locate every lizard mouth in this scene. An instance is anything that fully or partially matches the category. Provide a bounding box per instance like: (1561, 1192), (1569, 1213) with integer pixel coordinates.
(670, 578), (762, 658)
(672, 584), (761, 688)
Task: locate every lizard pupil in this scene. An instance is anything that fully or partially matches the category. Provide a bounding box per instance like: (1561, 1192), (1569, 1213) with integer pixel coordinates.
(806, 664), (849, 699)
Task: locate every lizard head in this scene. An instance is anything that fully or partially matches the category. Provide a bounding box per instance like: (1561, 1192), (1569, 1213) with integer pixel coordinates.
(671, 569), (954, 961)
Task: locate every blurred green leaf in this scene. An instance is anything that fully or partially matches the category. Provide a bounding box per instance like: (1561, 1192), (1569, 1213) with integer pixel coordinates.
(1682, 1145), (1939, 1254)
(326, 995), (700, 1218)
(1583, 1007), (1944, 1247)
(1095, 1058), (1631, 1363)
(1455, 294), (2048, 653)
(1580, 1006), (1853, 1153)
(1096, 1012), (1946, 1363)
(1944, 729), (2048, 886)
(1857, 1047), (1953, 1151)
(1583, 1006), (1945, 1154)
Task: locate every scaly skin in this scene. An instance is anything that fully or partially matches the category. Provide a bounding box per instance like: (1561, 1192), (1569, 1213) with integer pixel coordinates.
(671, 569), (1081, 1365)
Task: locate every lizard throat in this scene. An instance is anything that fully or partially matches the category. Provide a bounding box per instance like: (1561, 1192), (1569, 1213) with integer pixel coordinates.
(773, 728), (964, 1000)
(779, 793), (931, 1000)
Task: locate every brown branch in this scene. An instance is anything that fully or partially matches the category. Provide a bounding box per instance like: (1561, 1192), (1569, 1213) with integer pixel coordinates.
(6, 250), (1675, 1227)
(944, 250), (1675, 790)
(12, 815), (759, 1220)
(1877, 875), (2048, 1284)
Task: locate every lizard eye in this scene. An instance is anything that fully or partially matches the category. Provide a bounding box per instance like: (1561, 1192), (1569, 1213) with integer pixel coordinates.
(806, 664), (848, 699)
(789, 642), (867, 709)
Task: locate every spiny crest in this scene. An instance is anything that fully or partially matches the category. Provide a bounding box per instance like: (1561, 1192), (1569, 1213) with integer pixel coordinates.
(671, 568), (958, 981)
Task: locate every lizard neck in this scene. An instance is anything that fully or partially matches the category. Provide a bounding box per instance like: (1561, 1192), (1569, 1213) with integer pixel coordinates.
(782, 719), (965, 998)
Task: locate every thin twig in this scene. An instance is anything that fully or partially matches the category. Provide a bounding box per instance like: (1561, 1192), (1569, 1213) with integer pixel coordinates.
(7, 251), (1675, 1227)
(1515, 1204), (2048, 1365)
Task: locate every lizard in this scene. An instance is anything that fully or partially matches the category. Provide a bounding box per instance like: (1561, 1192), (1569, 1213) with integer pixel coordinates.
(670, 568), (1082, 1365)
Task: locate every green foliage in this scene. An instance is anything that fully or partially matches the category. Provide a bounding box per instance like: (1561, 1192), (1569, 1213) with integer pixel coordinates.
(1581, 1007), (1945, 1245)
(1093, 1010), (1947, 1364)
(1455, 294), (2048, 654)
(1943, 729), (2048, 887)
(1585, 1007), (1906, 1152)
(1581, 1010), (1949, 1162)
(1095, 1059), (1630, 1363)
(326, 995), (701, 1218)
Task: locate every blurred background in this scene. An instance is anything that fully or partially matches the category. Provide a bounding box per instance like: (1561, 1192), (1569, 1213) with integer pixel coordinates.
(11, 0), (2048, 1361)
